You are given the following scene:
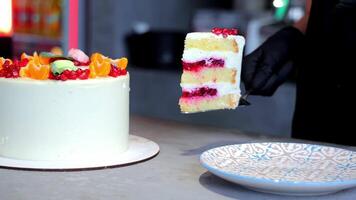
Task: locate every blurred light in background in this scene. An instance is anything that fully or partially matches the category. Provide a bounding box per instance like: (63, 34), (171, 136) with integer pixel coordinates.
(273, 0), (290, 21)
(273, 0), (285, 8)
(0, 0), (13, 36)
(288, 6), (304, 21)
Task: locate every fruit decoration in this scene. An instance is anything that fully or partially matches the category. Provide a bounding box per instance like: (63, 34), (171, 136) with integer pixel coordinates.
(0, 49), (128, 81)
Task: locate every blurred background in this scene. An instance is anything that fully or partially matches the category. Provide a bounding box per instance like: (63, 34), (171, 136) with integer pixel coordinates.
(0, 0), (306, 137)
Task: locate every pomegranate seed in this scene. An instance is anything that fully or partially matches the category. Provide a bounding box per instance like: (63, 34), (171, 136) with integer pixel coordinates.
(60, 74), (68, 81)
(211, 28), (238, 37)
(19, 58), (29, 67)
(69, 70), (77, 79)
(63, 70), (70, 76)
(3, 60), (11, 66)
(109, 64), (123, 77)
(78, 69), (90, 80)
(212, 27), (223, 34)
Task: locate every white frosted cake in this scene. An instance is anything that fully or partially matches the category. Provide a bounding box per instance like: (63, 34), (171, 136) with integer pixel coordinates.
(179, 28), (245, 113)
(0, 49), (130, 161)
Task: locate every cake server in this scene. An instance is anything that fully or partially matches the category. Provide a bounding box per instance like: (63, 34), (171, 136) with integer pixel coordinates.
(239, 91), (251, 106)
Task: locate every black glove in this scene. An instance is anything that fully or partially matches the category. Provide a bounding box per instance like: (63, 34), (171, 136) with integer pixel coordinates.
(242, 26), (305, 96)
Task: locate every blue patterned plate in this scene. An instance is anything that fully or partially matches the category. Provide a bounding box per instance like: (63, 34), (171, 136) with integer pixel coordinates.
(200, 142), (356, 196)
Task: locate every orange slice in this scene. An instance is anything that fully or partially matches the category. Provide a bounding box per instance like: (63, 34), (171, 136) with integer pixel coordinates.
(89, 62), (97, 78)
(20, 60), (50, 80)
(91, 53), (104, 63)
(0, 57), (5, 70)
(115, 57), (128, 69)
(21, 53), (32, 61)
(96, 61), (111, 76)
(39, 54), (51, 65)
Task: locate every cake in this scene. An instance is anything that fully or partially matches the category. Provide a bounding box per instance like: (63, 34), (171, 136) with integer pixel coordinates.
(179, 28), (245, 113)
(0, 49), (129, 162)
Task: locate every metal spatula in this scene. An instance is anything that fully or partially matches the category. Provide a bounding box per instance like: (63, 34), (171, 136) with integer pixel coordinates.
(239, 91), (251, 106)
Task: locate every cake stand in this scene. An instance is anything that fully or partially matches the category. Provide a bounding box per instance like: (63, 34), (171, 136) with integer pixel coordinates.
(0, 135), (159, 171)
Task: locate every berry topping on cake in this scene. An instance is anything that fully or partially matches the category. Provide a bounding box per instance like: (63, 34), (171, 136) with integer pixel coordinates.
(109, 64), (127, 77)
(49, 68), (90, 81)
(0, 58), (24, 78)
(0, 49), (128, 81)
(211, 28), (238, 38)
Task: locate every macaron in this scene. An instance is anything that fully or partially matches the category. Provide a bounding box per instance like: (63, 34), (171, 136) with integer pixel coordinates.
(51, 60), (77, 75)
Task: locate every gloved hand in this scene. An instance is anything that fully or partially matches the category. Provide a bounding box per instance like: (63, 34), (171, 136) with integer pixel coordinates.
(242, 26), (305, 96)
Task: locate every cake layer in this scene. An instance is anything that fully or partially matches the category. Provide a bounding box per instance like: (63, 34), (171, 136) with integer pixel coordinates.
(185, 33), (245, 52)
(185, 38), (238, 52)
(179, 94), (239, 113)
(0, 75), (130, 161)
(181, 68), (237, 84)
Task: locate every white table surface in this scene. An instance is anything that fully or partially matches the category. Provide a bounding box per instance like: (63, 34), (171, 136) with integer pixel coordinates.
(1, 116), (355, 200)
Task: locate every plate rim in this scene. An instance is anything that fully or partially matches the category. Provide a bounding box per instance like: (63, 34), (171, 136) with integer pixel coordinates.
(200, 142), (356, 187)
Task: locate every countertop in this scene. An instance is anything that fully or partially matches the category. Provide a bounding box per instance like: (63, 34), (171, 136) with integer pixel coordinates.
(1, 116), (355, 200)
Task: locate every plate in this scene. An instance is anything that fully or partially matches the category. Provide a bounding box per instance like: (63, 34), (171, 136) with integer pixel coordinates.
(200, 142), (356, 196)
(0, 135), (159, 171)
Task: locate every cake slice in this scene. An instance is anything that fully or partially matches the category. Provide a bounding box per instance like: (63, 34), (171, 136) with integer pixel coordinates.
(179, 28), (245, 113)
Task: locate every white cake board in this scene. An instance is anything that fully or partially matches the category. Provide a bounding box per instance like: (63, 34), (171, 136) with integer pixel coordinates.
(0, 135), (159, 171)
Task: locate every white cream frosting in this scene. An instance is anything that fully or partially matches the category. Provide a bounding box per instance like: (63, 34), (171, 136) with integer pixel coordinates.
(0, 75), (130, 162)
(181, 82), (239, 97)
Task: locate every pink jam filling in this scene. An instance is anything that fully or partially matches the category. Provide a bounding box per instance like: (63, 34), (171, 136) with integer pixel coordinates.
(182, 58), (224, 72)
(181, 87), (217, 98)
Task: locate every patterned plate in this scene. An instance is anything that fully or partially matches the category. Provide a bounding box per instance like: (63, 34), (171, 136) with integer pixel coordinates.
(200, 142), (356, 196)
